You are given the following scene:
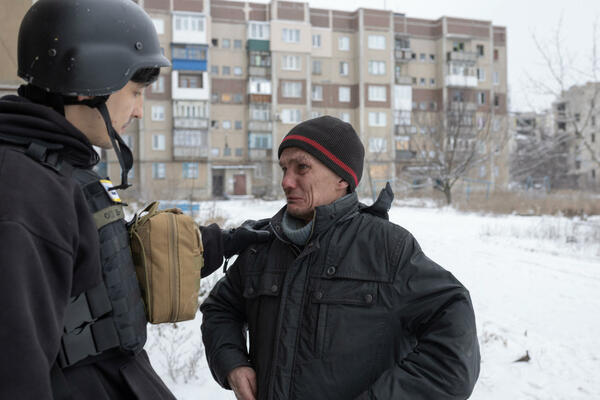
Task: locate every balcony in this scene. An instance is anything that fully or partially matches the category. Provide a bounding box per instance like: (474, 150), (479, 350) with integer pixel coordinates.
(173, 146), (209, 160)
(449, 102), (477, 112)
(248, 149), (272, 161)
(248, 66), (272, 78)
(394, 49), (412, 62)
(247, 39), (270, 52)
(396, 150), (416, 161)
(248, 120), (273, 131)
(173, 117), (209, 129)
(447, 51), (478, 64)
(248, 94), (272, 103)
(395, 75), (412, 85)
(446, 74), (478, 88)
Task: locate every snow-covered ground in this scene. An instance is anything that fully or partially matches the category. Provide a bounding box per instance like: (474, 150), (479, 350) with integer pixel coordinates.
(145, 199), (600, 400)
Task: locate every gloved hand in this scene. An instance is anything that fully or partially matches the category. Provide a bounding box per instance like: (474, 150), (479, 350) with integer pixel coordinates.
(223, 219), (272, 259)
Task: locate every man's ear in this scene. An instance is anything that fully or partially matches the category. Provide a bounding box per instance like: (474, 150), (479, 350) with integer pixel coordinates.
(337, 178), (349, 191)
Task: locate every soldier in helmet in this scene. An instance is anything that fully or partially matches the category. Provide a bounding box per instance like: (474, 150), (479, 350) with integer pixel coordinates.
(0, 0), (267, 398)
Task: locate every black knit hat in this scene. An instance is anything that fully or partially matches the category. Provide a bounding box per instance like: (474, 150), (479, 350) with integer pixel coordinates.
(278, 116), (364, 191)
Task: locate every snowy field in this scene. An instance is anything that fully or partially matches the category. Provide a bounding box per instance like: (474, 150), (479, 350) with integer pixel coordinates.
(145, 199), (600, 400)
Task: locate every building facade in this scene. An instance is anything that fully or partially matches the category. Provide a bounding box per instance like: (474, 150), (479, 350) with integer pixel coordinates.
(0, 0), (509, 199)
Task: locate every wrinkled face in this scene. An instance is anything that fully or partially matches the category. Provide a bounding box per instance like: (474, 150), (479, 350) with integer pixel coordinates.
(105, 81), (145, 136)
(279, 147), (348, 222)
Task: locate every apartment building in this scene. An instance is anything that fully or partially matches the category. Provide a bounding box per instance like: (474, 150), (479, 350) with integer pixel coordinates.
(0, 0), (509, 199)
(553, 82), (600, 191)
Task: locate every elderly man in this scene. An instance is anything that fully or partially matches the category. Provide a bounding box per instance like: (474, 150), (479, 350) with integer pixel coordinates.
(201, 115), (480, 400)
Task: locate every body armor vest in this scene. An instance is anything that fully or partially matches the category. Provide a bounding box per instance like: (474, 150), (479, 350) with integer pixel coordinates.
(0, 134), (148, 367)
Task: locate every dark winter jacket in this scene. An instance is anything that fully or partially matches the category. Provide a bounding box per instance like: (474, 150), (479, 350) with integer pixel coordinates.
(201, 190), (480, 400)
(0, 95), (220, 398)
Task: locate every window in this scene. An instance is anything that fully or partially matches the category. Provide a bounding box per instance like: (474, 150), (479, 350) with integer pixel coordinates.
(368, 112), (387, 127)
(152, 163), (165, 179)
(282, 81), (302, 98)
(249, 133), (272, 149)
(368, 138), (387, 153)
(411, 77), (417, 85)
(211, 148), (220, 157)
(221, 93), (231, 103)
(312, 60), (322, 75)
(172, 44), (207, 60)
(179, 73), (203, 88)
(419, 53), (426, 61)
(340, 112), (350, 123)
(339, 61), (349, 76)
(234, 39), (242, 49)
(493, 71), (499, 85)
(368, 85), (386, 102)
(592, 116), (596, 127)
(477, 44), (484, 56)
(494, 49), (499, 61)
(151, 105), (165, 121)
(233, 66), (243, 76)
(281, 109), (301, 124)
(338, 36), (350, 51)
(151, 76), (165, 93)
(419, 78), (426, 86)
(477, 68), (485, 81)
(222, 66), (231, 76)
(282, 55), (301, 71)
(152, 134), (165, 150)
(312, 34), (321, 48)
(223, 147), (231, 156)
(249, 77), (271, 94)
(339, 86), (351, 103)
(395, 110), (410, 126)
(411, 53), (416, 59)
(211, 120), (219, 128)
(222, 120), (232, 130)
(430, 54), (435, 61)
(478, 92), (486, 105)
(235, 120), (242, 130)
(282, 28), (300, 43)
(494, 95), (500, 107)
(310, 111), (322, 119)
(235, 148), (243, 157)
(249, 22), (269, 40)
(250, 104), (270, 121)
(222, 39), (231, 48)
(368, 35), (386, 50)
(211, 38), (218, 47)
(152, 18), (164, 35)
(182, 163), (198, 179)
(233, 94), (243, 103)
(312, 85), (323, 101)
(368, 61), (386, 75)
(211, 65), (219, 74)
(430, 78), (435, 86)
(452, 41), (465, 52)
(174, 15), (204, 33)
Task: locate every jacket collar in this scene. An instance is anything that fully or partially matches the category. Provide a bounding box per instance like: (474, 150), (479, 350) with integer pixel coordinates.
(270, 192), (359, 244)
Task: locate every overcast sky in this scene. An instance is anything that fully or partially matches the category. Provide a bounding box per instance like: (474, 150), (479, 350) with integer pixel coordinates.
(259, 0), (600, 112)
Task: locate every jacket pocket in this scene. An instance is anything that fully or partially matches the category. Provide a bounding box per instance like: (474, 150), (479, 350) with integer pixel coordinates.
(310, 278), (380, 359)
(242, 272), (283, 299)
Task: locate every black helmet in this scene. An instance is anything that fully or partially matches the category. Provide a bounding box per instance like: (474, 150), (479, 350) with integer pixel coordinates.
(18, 0), (170, 96)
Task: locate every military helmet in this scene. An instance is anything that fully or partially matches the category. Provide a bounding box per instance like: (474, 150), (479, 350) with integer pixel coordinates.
(17, 0), (170, 96)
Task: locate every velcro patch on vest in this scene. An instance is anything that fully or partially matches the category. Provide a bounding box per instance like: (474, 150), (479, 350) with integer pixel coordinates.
(100, 179), (122, 203)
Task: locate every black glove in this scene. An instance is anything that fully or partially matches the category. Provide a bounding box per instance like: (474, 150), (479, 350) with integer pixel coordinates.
(223, 219), (272, 259)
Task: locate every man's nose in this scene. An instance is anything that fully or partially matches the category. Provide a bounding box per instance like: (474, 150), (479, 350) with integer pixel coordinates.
(281, 170), (296, 191)
(133, 97), (144, 119)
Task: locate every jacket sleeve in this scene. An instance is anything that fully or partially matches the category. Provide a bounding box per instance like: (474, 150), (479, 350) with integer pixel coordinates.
(356, 234), (480, 400)
(200, 255), (253, 389)
(0, 221), (73, 399)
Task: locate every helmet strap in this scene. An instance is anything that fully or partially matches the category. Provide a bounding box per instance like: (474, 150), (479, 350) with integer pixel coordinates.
(94, 101), (133, 190)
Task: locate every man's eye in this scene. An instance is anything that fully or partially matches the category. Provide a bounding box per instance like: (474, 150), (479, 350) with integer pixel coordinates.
(298, 164), (308, 170)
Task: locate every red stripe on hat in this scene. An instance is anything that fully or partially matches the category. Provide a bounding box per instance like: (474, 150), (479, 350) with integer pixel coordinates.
(282, 135), (358, 187)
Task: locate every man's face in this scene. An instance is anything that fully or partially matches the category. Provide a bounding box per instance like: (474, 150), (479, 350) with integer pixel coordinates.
(79, 80), (145, 148)
(279, 147), (349, 222)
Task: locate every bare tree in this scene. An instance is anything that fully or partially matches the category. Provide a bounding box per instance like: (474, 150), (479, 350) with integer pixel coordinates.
(397, 97), (508, 205)
(527, 17), (600, 174)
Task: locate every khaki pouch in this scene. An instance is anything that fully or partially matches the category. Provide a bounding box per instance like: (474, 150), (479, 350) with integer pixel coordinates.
(129, 201), (204, 324)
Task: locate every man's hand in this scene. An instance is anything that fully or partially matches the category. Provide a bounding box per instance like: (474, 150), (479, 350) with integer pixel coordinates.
(223, 219), (271, 259)
(228, 366), (257, 400)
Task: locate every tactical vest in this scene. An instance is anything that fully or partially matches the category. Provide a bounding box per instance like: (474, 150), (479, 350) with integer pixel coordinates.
(0, 134), (148, 367)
